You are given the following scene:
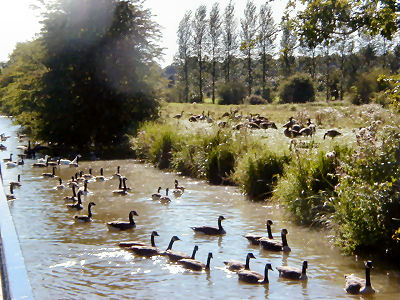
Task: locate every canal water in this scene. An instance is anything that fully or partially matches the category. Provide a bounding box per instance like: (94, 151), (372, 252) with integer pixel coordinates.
(0, 116), (399, 299)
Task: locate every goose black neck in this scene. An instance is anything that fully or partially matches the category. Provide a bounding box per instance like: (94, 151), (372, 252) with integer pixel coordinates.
(245, 256), (251, 270)
(302, 263), (307, 275)
(166, 239), (175, 251)
(129, 212), (135, 224)
(218, 219), (223, 231)
(151, 235), (156, 247)
(52, 167), (55, 175)
(191, 248), (197, 259)
(118, 177), (122, 189)
(77, 192), (82, 204)
(267, 224), (273, 239)
(88, 205), (93, 218)
(263, 266), (270, 283)
(365, 267), (371, 287)
(100, 168), (103, 176)
(206, 255), (212, 270)
(72, 185), (76, 197)
(123, 180), (127, 190)
(84, 181), (88, 191)
(281, 233), (288, 247)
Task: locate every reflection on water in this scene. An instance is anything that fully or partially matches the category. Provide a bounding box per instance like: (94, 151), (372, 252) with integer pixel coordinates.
(0, 116), (399, 299)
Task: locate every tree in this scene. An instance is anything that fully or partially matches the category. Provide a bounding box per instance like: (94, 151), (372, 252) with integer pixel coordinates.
(280, 12), (297, 77)
(208, 3), (222, 104)
(222, 0), (237, 82)
(193, 5), (208, 102)
(37, 0), (161, 151)
(258, 3), (276, 100)
(240, 0), (257, 96)
(176, 11), (192, 102)
(297, 0), (398, 47)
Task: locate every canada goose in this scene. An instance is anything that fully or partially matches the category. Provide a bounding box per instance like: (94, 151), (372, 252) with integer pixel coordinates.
(122, 177), (131, 191)
(42, 166), (57, 178)
(173, 186), (183, 197)
(159, 236), (181, 256)
(113, 166), (121, 178)
(119, 231), (159, 248)
(179, 252), (213, 271)
(127, 232), (161, 257)
(64, 185), (78, 202)
(174, 180), (185, 191)
(173, 110), (184, 119)
(95, 168), (105, 181)
(276, 260), (308, 280)
(189, 115), (197, 122)
(112, 177), (128, 195)
(165, 244), (198, 262)
(238, 263), (273, 284)
(69, 155), (81, 167)
(244, 219), (273, 245)
(191, 215), (226, 235)
(68, 176), (78, 188)
(78, 180), (91, 195)
(107, 210), (138, 230)
(36, 155), (49, 164)
(259, 228), (291, 252)
(299, 127), (314, 137)
(5, 160), (18, 168)
(76, 171), (85, 183)
(74, 202), (96, 222)
(324, 129), (342, 139)
(345, 261), (375, 295)
(55, 178), (65, 190)
(3, 153), (12, 162)
(83, 168), (94, 180)
(152, 187), (162, 200)
(160, 188), (171, 203)
(283, 117), (295, 128)
(6, 184), (16, 200)
(10, 174), (22, 188)
(66, 191), (83, 210)
(224, 253), (256, 272)
(0, 144), (7, 151)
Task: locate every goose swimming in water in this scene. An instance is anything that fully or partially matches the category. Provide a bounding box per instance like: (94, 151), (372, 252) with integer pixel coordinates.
(66, 191), (84, 210)
(128, 232), (161, 257)
(224, 253), (256, 272)
(83, 168), (94, 180)
(164, 244), (198, 262)
(55, 178), (65, 190)
(6, 184), (16, 200)
(191, 215), (226, 235)
(107, 210), (138, 230)
(179, 252), (213, 271)
(74, 202), (96, 222)
(173, 181), (184, 197)
(64, 185), (78, 202)
(32, 157), (49, 168)
(113, 166), (121, 178)
(160, 188), (171, 203)
(119, 231), (159, 248)
(259, 228), (291, 252)
(276, 260), (308, 280)
(68, 155), (81, 167)
(344, 261), (375, 295)
(2, 153), (12, 162)
(10, 174), (22, 188)
(244, 219), (274, 245)
(78, 180), (91, 195)
(174, 179), (185, 192)
(151, 187), (162, 200)
(112, 177), (128, 195)
(238, 263), (273, 284)
(42, 166), (57, 178)
(95, 168), (105, 181)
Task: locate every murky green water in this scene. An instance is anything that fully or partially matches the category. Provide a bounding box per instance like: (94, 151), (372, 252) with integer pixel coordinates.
(1, 116), (399, 299)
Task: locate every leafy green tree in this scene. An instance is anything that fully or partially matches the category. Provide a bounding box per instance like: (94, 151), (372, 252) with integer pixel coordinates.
(37, 0), (161, 151)
(280, 11), (297, 77)
(192, 5), (208, 102)
(208, 3), (222, 104)
(176, 11), (192, 102)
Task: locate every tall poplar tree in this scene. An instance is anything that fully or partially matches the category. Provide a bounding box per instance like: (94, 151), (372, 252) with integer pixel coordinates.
(193, 5), (207, 102)
(208, 3), (222, 104)
(222, 0), (237, 82)
(177, 11), (192, 102)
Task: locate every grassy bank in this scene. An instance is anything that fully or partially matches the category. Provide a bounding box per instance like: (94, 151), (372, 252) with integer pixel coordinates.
(131, 102), (400, 259)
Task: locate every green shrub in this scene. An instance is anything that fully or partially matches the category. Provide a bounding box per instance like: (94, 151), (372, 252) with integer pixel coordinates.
(218, 81), (246, 105)
(278, 73), (315, 103)
(274, 149), (345, 224)
(245, 94), (267, 105)
(333, 125), (400, 254)
(350, 68), (389, 105)
(234, 149), (290, 200)
(206, 144), (236, 184)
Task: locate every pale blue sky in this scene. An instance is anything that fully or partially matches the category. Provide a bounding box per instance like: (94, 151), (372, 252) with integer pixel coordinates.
(0, 0), (287, 66)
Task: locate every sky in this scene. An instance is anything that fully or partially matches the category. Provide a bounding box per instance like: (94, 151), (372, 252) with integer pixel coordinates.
(0, 0), (287, 67)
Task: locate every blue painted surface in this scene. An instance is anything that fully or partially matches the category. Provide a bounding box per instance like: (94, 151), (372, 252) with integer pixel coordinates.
(0, 168), (34, 299)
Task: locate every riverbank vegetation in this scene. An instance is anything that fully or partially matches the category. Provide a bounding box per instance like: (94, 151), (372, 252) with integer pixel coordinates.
(132, 102), (399, 259)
